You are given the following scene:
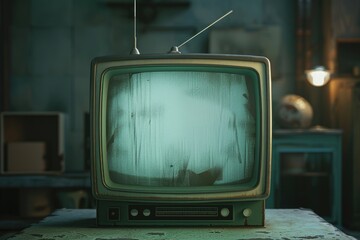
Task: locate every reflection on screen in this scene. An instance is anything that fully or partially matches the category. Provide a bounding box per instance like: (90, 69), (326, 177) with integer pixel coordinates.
(106, 71), (256, 187)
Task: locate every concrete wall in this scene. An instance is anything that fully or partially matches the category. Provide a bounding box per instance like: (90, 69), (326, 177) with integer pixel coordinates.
(8, 0), (296, 172)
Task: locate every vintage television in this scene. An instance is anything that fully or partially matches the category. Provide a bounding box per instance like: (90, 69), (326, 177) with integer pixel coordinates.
(90, 54), (272, 226)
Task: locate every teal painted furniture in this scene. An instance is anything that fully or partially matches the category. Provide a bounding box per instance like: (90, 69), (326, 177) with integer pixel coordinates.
(267, 128), (342, 226)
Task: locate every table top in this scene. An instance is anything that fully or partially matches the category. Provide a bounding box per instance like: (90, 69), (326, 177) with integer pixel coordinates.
(7, 209), (355, 240)
(273, 127), (343, 135)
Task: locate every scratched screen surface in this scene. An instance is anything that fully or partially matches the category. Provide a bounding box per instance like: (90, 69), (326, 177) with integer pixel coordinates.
(106, 71), (257, 187)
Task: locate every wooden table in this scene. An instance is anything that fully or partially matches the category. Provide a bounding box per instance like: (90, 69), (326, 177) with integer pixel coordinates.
(7, 209), (355, 240)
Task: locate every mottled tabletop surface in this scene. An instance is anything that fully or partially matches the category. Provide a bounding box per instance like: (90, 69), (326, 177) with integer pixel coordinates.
(7, 208), (356, 240)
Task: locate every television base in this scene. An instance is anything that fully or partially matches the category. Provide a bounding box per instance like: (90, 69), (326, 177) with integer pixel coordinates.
(96, 200), (265, 226)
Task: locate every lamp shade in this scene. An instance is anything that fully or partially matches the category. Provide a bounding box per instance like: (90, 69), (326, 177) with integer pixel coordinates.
(305, 66), (330, 87)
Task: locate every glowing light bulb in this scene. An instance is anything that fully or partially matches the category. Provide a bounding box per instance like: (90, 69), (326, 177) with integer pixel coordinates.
(305, 66), (330, 87)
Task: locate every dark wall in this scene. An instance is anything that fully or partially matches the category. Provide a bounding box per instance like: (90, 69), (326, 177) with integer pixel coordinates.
(5, 0), (296, 171)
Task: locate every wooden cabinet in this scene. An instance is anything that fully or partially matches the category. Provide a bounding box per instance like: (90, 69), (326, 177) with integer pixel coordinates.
(0, 112), (92, 229)
(267, 129), (342, 226)
(327, 77), (360, 229)
(0, 174), (91, 229)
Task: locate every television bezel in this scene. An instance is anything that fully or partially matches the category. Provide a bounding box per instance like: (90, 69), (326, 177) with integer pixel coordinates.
(91, 54), (272, 202)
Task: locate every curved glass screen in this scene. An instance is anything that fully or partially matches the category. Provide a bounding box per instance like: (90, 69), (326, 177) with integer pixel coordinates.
(105, 70), (258, 187)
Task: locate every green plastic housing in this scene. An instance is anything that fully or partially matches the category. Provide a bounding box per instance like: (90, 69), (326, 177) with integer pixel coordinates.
(90, 54), (272, 227)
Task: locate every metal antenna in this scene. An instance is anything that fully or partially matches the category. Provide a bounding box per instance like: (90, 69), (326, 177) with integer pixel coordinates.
(169, 10), (233, 54)
(130, 0), (140, 55)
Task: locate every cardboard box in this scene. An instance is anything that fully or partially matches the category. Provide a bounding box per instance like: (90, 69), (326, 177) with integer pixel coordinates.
(19, 188), (53, 218)
(7, 142), (46, 173)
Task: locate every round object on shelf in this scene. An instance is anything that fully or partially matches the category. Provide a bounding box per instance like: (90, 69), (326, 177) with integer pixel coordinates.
(277, 94), (313, 129)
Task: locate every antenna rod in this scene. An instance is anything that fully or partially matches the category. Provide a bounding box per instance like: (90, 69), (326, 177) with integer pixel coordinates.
(134, 0), (137, 48)
(178, 10), (233, 49)
(130, 0), (140, 55)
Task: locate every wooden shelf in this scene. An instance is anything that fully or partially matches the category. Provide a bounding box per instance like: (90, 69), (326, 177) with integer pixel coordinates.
(0, 173), (90, 188)
(281, 171), (329, 177)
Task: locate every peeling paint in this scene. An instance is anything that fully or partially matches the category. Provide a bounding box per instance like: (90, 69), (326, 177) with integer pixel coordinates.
(95, 238), (139, 240)
(147, 232), (165, 236)
(238, 238), (272, 240)
(30, 234), (43, 237)
(54, 235), (66, 238)
(295, 235), (325, 239)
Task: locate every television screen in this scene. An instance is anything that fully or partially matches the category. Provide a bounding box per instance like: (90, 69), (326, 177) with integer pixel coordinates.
(91, 54), (271, 226)
(106, 70), (257, 188)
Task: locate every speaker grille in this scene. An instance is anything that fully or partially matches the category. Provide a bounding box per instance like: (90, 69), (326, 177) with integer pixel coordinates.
(156, 207), (218, 217)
